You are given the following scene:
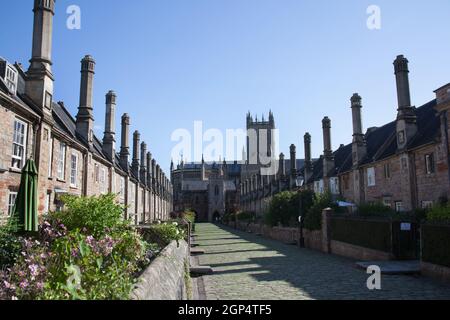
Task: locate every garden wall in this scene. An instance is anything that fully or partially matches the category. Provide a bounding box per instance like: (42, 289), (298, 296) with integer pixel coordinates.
(131, 240), (189, 300)
(328, 216), (394, 261)
(421, 223), (450, 283)
(225, 210), (398, 261)
(226, 221), (320, 250)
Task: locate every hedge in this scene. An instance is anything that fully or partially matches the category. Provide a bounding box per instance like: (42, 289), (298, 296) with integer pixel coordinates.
(422, 223), (450, 268)
(330, 217), (392, 252)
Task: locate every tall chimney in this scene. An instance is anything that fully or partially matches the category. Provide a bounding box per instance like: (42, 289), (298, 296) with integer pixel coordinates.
(394, 55), (417, 149)
(147, 152), (152, 188)
(278, 153), (285, 179)
(351, 93), (367, 165)
(131, 131), (140, 179)
(76, 55), (96, 146)
(26, 0), (55, 113)
(322, 117), (335, 177)
(304, 133), (313, 184)
(140, 142), (147, 185)
(102, 90), (116, 162)
(151, 159), (156, 190)
(156, 164), (161, 194)
(119, 114), (130, 172)
(290, 144), (297, 176)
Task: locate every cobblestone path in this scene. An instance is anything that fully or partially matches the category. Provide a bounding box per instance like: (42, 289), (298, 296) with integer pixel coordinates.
(195, 223), (450, 300)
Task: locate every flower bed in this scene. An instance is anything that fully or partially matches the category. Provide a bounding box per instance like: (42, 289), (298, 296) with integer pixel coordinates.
(0, 194), (184, 300)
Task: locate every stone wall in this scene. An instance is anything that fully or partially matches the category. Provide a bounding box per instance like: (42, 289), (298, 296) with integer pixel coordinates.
(227, 221), (322, 250)
(131, 240), (189, 300)
(303, 229), (322, 251)
(330, 240), (393, 261)
(225, 209), (397, 261)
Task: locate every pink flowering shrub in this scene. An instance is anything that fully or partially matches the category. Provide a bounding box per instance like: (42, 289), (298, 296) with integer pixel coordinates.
(0, 194), (154, 300)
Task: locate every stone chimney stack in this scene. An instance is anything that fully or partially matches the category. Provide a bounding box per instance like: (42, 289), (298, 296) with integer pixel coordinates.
(76, 55), (96, 147)
(119, 114), (130, 172)
(290, 144), (297, 176)
(147, 152), (152, 188)
(26, 0), (55, 114)
(140, 142), (147, 185)
(394, 55), (417, 149)
(131, 131), (140, 179)
(351, 93), (367, 165)
(156, 164), (161, 192)
(322, 117), (335, 177)
(278, 153), (285, 179)
(151, 159), (156, 189)
(304, 133), (313, 184)
(102, 90), (116, 162)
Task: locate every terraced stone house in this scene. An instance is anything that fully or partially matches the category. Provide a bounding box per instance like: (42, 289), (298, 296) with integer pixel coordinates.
(302, 55), (450, 212)
(0, 0), (173, 223)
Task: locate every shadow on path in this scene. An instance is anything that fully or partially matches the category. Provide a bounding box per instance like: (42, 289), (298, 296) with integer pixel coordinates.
(195, 223), (450, 300)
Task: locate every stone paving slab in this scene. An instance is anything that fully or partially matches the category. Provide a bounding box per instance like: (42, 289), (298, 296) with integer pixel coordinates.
(195, 223), (450, 300)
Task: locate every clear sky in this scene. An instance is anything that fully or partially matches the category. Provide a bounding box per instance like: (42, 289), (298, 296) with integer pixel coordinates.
(2, 0), (450, 174)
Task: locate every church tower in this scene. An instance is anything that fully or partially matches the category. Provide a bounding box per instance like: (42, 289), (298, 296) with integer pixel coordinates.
(246, 111), (276, 166)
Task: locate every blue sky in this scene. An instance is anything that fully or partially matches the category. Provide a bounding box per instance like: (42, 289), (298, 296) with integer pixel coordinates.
(2, 0), (450, 174)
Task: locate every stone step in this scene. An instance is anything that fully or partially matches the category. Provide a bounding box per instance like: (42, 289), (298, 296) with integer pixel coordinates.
(190, 265), (213, 275)
(190, 248), (206, 255)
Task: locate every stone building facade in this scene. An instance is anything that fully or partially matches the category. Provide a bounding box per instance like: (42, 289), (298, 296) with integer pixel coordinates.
(0, 0), (173, 223)
(300, 55), (450, 212)
(171, 158), (241, 222)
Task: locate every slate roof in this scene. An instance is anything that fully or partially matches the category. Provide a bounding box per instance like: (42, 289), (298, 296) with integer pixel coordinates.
(305, 99), (440, 183)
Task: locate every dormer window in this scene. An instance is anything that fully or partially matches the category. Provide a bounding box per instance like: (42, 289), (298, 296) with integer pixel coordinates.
(0, 59), (18, 95)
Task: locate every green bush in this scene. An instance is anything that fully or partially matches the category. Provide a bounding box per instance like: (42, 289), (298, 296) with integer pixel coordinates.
(236, 211), (256, 222)
(304, 192), (336, 230)
(222, 212), (236, 224)
(422, 223), (450, 267)
(357, 202), (394, 217)
(427, 205), (450, 223)
(0, 217), (22, 269)
(50, 194), (126, 238)
(144, 222), (186, 248)
(43, 227), (148, 300)
(331, 217), (392, 252)
(264, 190), (315, 227)
(184, 210), (196, 224)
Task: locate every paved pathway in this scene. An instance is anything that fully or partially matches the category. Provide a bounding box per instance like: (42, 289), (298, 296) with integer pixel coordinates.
(194, 223), (450, 300)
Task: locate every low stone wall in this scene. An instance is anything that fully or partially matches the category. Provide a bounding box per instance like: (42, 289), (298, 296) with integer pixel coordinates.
(421, 262), (450, 284)
(225, 211), (395, 261)
(304, 229), (322, 251)
(226, 221), (321, 248)
(330, 240), (393, 261)
(267, 227), (298, 244)
(131, 240), (189, 300)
